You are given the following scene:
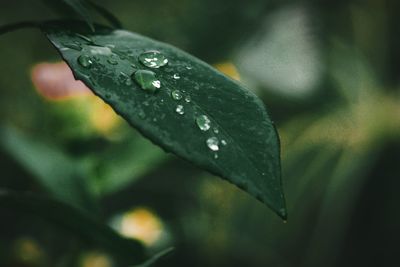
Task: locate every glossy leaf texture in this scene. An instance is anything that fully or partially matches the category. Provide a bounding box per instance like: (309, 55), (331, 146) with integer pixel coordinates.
(0, 190), (146, 265)
(41, 21), (286, 219)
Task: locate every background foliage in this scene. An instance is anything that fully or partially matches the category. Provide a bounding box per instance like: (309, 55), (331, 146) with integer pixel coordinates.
(0, 0), (399, 266)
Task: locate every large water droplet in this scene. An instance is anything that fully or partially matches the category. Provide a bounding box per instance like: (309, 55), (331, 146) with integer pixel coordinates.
(171, 90), (183, 100)
(206, 137), (219, 151)
(77, 55), (93, 68)
(175, 105), (184, 115)
(133, 69), (161, 93)
(139, 50), (168, 68)
(196, 115), (211, 131)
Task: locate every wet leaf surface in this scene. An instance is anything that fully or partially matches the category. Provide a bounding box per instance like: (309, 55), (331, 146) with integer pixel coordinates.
(42, 21), (286, 218)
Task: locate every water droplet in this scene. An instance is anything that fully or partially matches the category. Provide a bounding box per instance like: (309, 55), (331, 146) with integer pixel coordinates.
(214, 153), (219, 159)
(173, 73), (181, 79)
(175, 105), (184, 115)
(196, 115), (211, 131)
(133, 70), (161, 93)
(139, 50), (168, 68)
(184, 96), (191, 103)
(120, 72), (133, 86)
(77, 55), (93, 68)
(107, 57), (118, 65)
(221, 140), (227, 146)
(213, 128), (219, 134)
(206, 137), (219, 151)
(125, 78), (133, 86)
(186, 66), (192, 70)
(171, 90), (183, 100)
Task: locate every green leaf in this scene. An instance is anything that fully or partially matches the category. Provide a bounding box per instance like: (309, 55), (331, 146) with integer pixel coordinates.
(0, 190), (146, 265)
(92, 135), (168, 196)
(0, 125), (97, 214)
(87, 0), (122, 29)
(41, 21), (286, 219)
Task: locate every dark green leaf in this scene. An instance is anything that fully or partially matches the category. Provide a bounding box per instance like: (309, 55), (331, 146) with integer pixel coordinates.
(0, 190), (146, 265)
(41, 0), (122, 30)
(41, 0), (95, 31)
(87, 0), (122, 29)
(42, 21), (286, 219)
(0, 126), (97, 214)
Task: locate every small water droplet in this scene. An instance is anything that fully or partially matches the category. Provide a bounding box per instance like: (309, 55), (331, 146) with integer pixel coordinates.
(77, 55), (93, 68)
(206, 137), (219, 151)
(221, 140), (227, 146)
(186, 66), (192, 70)
(107, 57), (118, 65)
(214, 153), (219, 159)
(173, 73), (181, 79)
(184, 96), (191, 103)
(120, 72), (133, 86)
(125, 78), (133, 86)
(175, 105), (184, 115)
(133, 69), (161, 93)
(213, 128), (219, 134)
(139, 50), (168, 68)
(196, 115), (211, 131)
(171, 90), (183, 100)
